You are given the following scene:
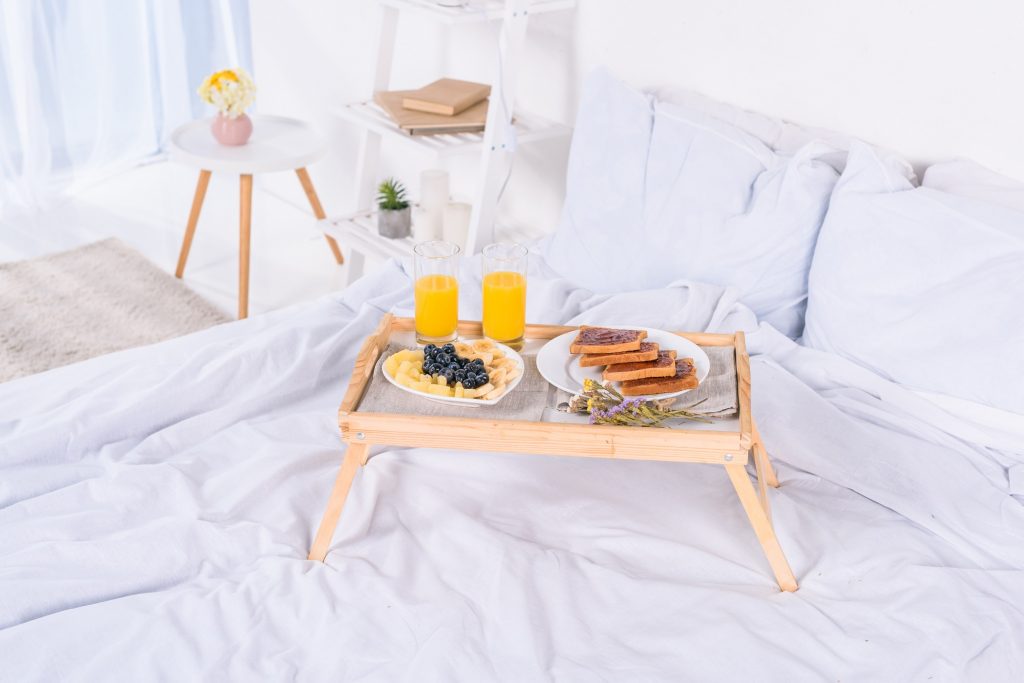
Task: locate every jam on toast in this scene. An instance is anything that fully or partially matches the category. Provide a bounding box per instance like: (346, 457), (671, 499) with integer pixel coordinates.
(578, 341), (660, 367)
(569, 326), (647, 354)
(602, 350), (678, 381)
(620, 358), (698, 396)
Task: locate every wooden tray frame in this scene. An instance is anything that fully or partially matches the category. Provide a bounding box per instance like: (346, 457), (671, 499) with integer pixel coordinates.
(308, 314), (798, 591)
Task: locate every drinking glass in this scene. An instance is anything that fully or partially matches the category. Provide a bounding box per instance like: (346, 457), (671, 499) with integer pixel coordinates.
(414, 240), (460, 345)
(481, 242), (527, 349)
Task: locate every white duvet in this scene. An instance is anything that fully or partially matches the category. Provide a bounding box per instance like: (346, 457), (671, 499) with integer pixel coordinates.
(2, 259), (1022, 682)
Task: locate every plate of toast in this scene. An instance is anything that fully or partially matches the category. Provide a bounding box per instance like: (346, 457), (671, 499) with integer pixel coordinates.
(536, 325), (710, 399)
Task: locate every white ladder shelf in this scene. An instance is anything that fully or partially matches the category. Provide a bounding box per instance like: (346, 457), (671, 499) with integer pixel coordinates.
(322, 0), (574, 283)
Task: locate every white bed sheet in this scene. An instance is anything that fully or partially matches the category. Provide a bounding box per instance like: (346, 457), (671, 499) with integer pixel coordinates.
(1, 259), (1022, 681)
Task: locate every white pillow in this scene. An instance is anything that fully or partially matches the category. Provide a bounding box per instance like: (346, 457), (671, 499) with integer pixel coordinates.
(543, 69), (840, 338)
(653, 86), (853, 165)
(541, 68), (651, 281)
(804, 142), (1024, 414)
(923, 159), (1024, 213)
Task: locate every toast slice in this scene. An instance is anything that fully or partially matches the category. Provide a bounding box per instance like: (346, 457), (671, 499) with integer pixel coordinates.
(569, 326), (647, 354)
(602, 350), (678, 381)
(620, 358), (699, 396)
(579, 341), (660, 368)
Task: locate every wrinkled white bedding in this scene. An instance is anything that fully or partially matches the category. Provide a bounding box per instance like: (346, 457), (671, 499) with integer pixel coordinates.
(2, 259), (1022, 681)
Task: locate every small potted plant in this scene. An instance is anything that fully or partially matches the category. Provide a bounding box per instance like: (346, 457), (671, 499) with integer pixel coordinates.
(376, 177), (412, 238)
(198, 67), (256, 145)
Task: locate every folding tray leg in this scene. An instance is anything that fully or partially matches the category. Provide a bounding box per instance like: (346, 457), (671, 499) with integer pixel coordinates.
(751, 418), (779, 488)
(725, 462), (798, 592)
(308, 443), (368, 562)
(751, 443), (772, 522)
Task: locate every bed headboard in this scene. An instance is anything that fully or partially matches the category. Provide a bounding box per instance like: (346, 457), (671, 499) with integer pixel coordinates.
(558, 1), (1024, 182)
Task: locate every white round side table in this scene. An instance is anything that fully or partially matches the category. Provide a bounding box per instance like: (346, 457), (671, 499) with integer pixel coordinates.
(168, 115), (343, 319)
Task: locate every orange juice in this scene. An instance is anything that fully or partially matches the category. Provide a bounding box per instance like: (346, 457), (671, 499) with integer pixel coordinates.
(415, 274), (458, 341)
(482, 270), (526, 343)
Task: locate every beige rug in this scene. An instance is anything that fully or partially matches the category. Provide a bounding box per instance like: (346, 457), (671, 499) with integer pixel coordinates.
(0, 238), (230, 382)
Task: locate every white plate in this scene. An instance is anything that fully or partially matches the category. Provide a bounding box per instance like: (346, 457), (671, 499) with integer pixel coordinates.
(381, 340), (526, 407)
(535, 327), (710, 399)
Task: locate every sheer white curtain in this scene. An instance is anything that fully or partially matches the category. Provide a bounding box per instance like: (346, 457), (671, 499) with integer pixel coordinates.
(0, 0), (252, 214)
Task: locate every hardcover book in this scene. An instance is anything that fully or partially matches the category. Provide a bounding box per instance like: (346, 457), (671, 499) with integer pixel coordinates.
(401, 78), (491, 116)
(374, 90), (488, 134)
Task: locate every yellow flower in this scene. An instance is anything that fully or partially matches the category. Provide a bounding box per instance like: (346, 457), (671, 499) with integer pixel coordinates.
(198, 67), (256, 118)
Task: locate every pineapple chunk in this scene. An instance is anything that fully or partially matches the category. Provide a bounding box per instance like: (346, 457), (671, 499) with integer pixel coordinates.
(395, 373), (414, 388)
(412, 381), (431, 393)
(427, 384), (453, 397)
(384, 355), (400, 376)
(398, 359), (413, 376)
(437, 375), (447, 387)
(454, 382), (465, 398)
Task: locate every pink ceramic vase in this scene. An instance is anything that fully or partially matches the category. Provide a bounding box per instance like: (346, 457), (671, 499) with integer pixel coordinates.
(211, 113), (253, 146)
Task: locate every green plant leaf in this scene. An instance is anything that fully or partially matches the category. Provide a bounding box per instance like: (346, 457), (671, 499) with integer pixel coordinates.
(376, 177), (410, 210)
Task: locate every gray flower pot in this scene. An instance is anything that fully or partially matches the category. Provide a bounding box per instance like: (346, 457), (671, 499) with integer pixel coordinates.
(377, 207), (411, 239)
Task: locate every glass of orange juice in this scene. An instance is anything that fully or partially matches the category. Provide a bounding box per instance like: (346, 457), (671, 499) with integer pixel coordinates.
(482, 242), (527, 350)
(414, 240), (460, 345)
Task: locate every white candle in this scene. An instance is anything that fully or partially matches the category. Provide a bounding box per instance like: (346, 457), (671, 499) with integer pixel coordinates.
(412, 206), (442, 241)
(419, 169), (450, 213)
(443, 201), (472, 251)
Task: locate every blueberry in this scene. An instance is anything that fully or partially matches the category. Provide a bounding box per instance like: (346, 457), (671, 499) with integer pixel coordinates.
(442, 343), (455, 354)
(455, 370), (466, 381)
(471, 359), (484, 369)
(463, 377), (476, 389)
(424, 344), (437, 355)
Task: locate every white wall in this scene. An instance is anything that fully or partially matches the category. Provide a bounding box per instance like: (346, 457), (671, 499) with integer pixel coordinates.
(250, 0), (1024, 246)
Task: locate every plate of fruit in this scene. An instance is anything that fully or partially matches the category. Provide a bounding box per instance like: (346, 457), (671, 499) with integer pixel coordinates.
(382, 338), (525, 406)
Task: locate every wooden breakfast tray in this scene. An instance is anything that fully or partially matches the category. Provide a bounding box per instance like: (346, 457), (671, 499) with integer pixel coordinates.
(308, 314), (798, 591)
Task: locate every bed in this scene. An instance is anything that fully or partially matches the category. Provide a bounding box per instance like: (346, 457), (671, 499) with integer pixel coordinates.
(2, 71), (1023, 681)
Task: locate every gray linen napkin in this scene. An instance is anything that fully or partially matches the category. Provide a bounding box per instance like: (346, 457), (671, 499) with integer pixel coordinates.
(355, 343), (738, 422)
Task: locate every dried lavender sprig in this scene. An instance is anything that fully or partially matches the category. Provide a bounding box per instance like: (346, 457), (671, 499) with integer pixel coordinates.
(569, 381), (713, 428)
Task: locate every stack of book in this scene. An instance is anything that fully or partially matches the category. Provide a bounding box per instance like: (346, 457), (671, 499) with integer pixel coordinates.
(374, 78), (491, 136)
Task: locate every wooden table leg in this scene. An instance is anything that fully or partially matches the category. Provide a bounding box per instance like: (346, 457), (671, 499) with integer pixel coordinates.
(175, 169), (211, 278)
(238, 174), (253, 319)
(751, 441), (772, 522)
(308, 443), (368, 562)
(752, 419), (779, 488)
(295, 167), (344, 265)
(725, 463), (798, 592)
